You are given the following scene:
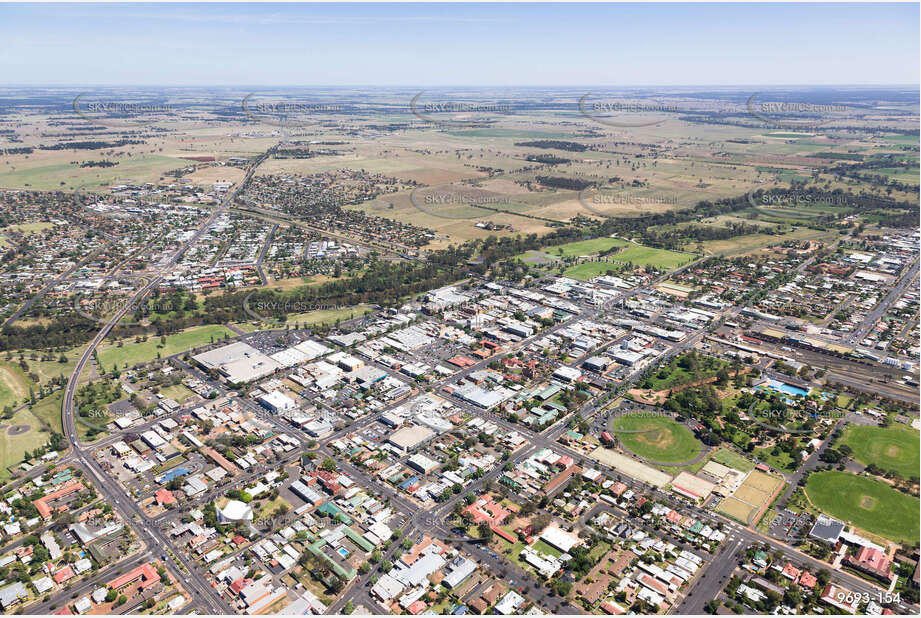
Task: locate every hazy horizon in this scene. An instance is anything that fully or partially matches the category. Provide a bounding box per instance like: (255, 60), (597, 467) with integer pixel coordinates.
(1, 3), (918, 86)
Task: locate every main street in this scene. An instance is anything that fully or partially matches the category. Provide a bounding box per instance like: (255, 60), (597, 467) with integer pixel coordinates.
(36, 147), (276, 615)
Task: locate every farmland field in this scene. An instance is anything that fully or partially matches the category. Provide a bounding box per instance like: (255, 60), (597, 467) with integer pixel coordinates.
(805, 471), (919, 544)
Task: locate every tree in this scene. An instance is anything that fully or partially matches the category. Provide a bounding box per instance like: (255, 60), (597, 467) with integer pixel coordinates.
(531, 513), (551, 534)
(816, 568), (831, 587)
(320, 457), (337, 472)
(784, 587), (802, 607)
(343, 600), (354, 614)
(105, 590), (117, 603)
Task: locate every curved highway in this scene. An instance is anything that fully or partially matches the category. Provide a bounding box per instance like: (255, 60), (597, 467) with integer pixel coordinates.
(53, 147), (274, 615)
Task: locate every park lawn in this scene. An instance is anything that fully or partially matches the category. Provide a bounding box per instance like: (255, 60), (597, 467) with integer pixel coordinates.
(98, 325), (236, 370)
(839, 425), (920, 479)
(710, 447), (756, 473)
(755, 446), (797, 472)
(644, 353), (728, 391)
(254, 496), (289, 521)
(28, 390), (64, 434)
(532, 539), (563, 558)
(614, 245), (697, 270)
(587, 541), (611, 561)
(610, 413), (702, 463)
(76, 414), (110, 442)
(563, 261), (625, 281)
(805, 471), (919, 544)
(504, 541), (535, 572)
(11, 345), (85, 388)
(0, 361), (31, 411)
(158, 384), (195, 403)
(153, 456), (188, 474)
(0, 407), (52, 483)
(2, 222), (56, 234)
(285, 305), (372, 326)
(548, 237), (628, 258)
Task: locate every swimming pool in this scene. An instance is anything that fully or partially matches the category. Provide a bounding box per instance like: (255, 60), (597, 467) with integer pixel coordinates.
(336, 547), (350, 559)
(761, 378), (809, 398)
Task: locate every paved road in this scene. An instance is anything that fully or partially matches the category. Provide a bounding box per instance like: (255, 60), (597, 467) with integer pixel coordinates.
(846, 256), (919, 345)
(3, 242), (110, 329)
(43, 146), (276, 615)
(254, 223), (277, 286)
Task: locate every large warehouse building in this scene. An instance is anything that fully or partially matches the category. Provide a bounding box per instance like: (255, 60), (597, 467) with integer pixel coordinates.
(192, 341), (282, 384)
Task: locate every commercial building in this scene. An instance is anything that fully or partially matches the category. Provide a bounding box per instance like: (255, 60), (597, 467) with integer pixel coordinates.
(217, 500), (254, 524)
(539, 525), (581, 553)
(387, 425), (436, 452)
(192, 341), (282, 384)
(809, 515), (845, 544)
(257, 390), (297, 413)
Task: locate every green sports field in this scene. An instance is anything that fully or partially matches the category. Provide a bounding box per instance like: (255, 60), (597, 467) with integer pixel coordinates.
(563, 261), (624, 280)
(549, 237), (628, 257)
(610, 413), (702, 463)
(98, 324), (235, 370)
(614, 245), (697, 269)
(805, 471), (919, 544)
(839, 425), (920, 479)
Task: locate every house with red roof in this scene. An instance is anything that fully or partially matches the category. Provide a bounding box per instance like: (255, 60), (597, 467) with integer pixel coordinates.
(463, 495), (511, 526)
(107, 562), (160, 592)
(54, 566), (75, 584)
(797, 571), (817, 589)
(407, 600), (427, 615)
(230, 578), (254, 595)
(781, 562), (801, 581)
(844, 546), (895, 584)
(155, 489), (176, 506)
(34, 481), (84, 520)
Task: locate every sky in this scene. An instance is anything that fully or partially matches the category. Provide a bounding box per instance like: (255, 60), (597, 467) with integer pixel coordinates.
(0, 2), (918, 86)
